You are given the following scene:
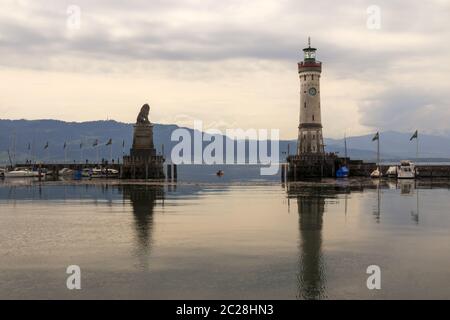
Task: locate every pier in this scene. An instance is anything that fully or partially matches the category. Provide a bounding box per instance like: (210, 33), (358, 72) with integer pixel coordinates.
(286, 156), (450, 180)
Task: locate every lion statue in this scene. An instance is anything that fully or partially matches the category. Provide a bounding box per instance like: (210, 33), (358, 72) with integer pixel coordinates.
(136, 103), (150, 124)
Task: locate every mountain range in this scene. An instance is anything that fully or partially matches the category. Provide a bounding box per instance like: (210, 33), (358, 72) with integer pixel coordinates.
(1, 119), (450, 164)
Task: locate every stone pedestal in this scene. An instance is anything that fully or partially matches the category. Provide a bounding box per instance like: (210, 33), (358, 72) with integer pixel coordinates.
(122, 123), (164, 179)
(131, 124), (155, 153)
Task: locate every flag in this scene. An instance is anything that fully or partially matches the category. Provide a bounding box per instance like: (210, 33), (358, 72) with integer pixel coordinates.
(106, 138), (112, 146)
(63, 142), (67, 149)
(122, 140), (125, 148)
(44, 142), (49, 149)
(92, 139), (98, 147)
(27, 143), (31, 150)
(372, 132), (379, 141)
(410, 130), (418, 141)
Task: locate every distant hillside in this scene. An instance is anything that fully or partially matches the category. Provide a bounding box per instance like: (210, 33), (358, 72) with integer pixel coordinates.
(1, 119), (450, 164)
(0, 119), (174, 164)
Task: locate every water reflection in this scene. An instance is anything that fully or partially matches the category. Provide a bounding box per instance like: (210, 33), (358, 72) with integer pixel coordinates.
(119, 185), (164, 270)
(287, 185), (349, 300)
(285, 179), (437, 299)
(294, 188), (326, 300)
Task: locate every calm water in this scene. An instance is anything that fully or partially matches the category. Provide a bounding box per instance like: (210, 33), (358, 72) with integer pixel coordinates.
(1, 178), (450, 299)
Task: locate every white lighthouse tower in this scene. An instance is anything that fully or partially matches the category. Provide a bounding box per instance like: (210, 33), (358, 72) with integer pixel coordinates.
(297, 38), (324, 155)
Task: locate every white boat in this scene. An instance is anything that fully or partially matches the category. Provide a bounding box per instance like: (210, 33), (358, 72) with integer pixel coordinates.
(91, 168), (104, 178)
(4, 168), (45, 178)
(92, 168), (119, 178)
(82, 168), (119, 178)
(106, 168), (119, 177)
(386, 166), (398, 178)
(82, 168), (93, 177)
(397, 160), (416, 179)
(370, 167), (382, 178)
(58, 168), (74, 176)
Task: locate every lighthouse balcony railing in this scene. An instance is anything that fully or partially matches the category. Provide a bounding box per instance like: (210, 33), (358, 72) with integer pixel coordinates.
(298, 61), (322, 72)
(298, 61), (322, 67)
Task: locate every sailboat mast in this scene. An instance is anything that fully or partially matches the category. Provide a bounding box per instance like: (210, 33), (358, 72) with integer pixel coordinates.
(344, 134), (348, 159)
(12, 130), (16, 165)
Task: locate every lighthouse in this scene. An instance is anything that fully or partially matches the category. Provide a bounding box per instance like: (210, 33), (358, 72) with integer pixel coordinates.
(297, 38), (324, 155)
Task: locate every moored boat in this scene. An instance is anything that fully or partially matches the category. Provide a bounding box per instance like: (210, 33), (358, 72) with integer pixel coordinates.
(83, 168), (119, 178)
(58, 168), (74, 176)
(397, 160), (416, 179)
(336, 166), (349, 178)
(370, 167), (382, 178)
(4, 167), (45, 178)
(386, 166), (398, 178)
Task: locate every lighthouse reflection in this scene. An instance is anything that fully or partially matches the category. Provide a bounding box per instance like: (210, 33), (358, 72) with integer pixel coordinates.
(119, 185), (164, 270)
(287, 185), (331, 300)
(296, 190), (326, 299)
(288, 184), (354, 300)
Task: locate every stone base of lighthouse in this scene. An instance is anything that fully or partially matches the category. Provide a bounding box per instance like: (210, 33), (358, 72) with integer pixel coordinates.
(287, 153), (339, 179)
(286, 154), (382, 180)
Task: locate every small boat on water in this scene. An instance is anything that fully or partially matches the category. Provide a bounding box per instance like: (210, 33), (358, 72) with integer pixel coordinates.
(81, 168), (92, 178)
(58, 168), (74, 177)
(82, 168), (119, 178)
(370, 167), (382, 178)
(4, 167), (45, 178)
(336, 166), (349, 178)
(386, 166), (398, 178)
(397, 160), (416, 179)
(216, 170), (224, 177)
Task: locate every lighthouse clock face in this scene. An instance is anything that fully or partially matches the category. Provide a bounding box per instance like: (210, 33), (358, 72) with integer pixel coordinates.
(308, 87), (317, 96)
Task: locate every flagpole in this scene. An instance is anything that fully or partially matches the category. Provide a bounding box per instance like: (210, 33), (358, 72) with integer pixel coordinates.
(31, 139), (34, 164)
(377, 135), (380, 169)
(416, 133), (419, 161)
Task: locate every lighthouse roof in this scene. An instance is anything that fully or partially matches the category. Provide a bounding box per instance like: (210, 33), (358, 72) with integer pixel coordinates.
(303, 36), (316, 51)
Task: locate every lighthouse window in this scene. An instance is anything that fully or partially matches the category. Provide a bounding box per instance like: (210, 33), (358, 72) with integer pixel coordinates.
(313, 134), (315, 139)
(312, 115), (315, 121)
(304, 75), (306, 81)
(312, 75), (314, 80)
(304, 102), (306, 108)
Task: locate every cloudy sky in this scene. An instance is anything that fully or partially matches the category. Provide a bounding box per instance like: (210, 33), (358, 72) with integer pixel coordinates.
(0, 0), (449, 139)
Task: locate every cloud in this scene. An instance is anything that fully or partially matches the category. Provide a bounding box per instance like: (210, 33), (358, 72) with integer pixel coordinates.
(0, 0), (449, 137)
(359, 86), (450, 135)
